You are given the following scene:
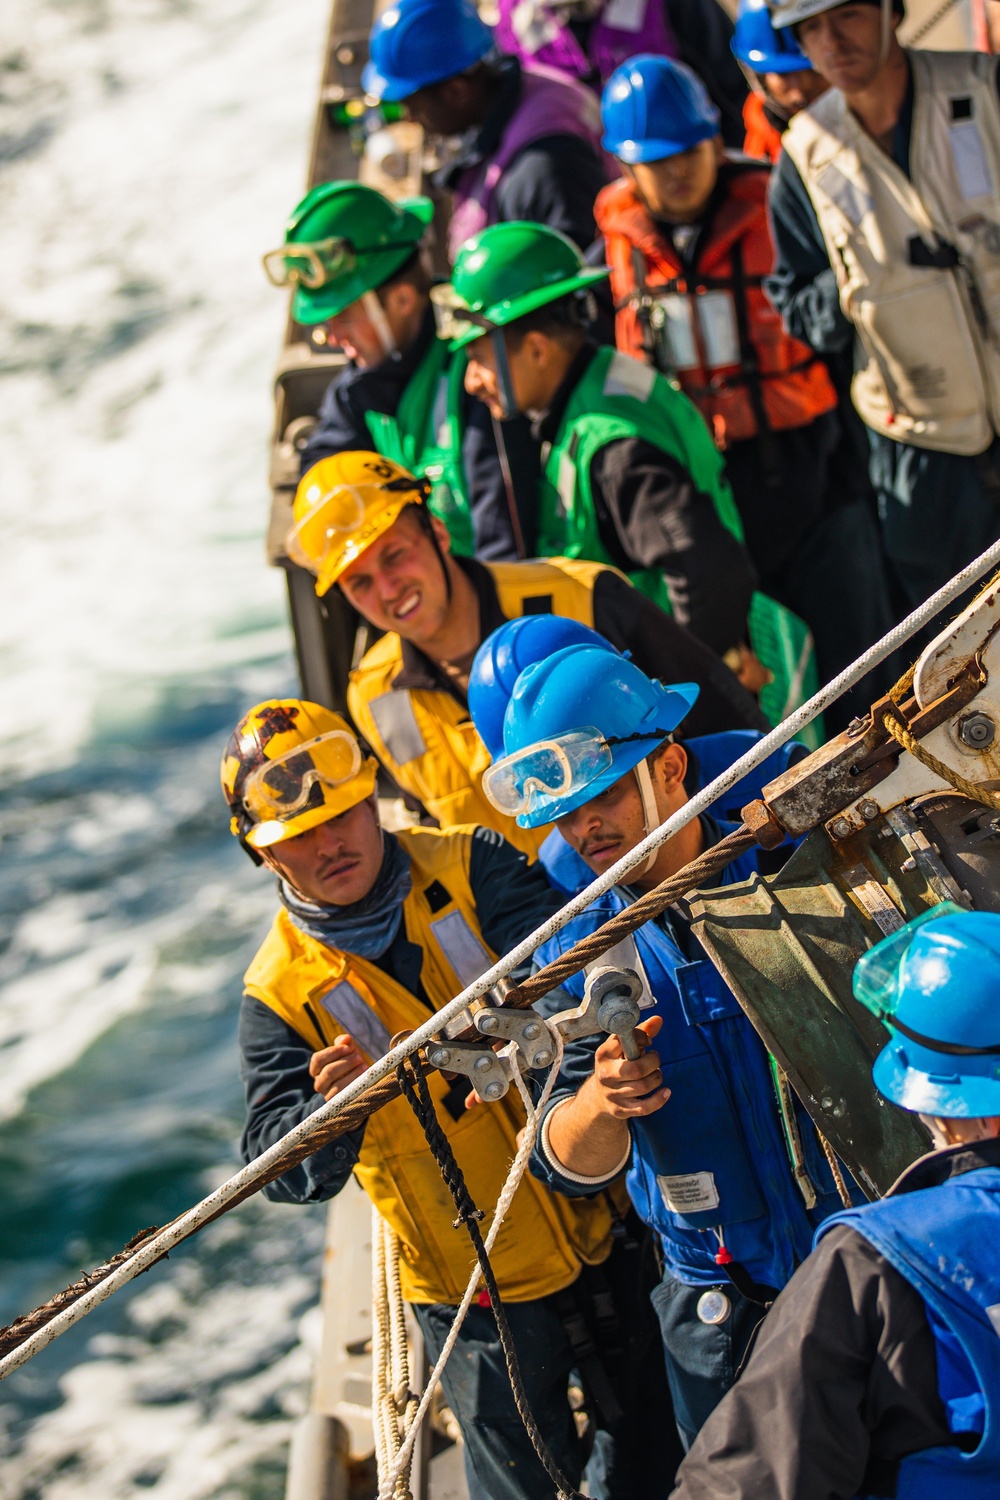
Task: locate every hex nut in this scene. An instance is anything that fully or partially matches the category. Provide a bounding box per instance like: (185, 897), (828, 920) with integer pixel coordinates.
(958, 712), (996, 749)
(859, 800), (880, 821)
(830, 818), (852, 840)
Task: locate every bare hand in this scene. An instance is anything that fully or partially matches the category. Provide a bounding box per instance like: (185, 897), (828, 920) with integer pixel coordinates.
(733, 644), (773, 695)
(587, 1016), (670, 1120)
(309, 1034), (368, 1100)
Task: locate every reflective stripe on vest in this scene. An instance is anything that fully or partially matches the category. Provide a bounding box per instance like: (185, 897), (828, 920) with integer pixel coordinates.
(346, 557), (606, 857)
(784, 49), (1000, 455)
(818, 1166), (1000, 1497)
(244, 825), (615, 1302)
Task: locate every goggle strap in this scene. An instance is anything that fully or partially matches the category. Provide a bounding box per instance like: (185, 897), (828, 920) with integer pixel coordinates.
(605, 730), (676, 749)
(888, 1014), (1000, 1058)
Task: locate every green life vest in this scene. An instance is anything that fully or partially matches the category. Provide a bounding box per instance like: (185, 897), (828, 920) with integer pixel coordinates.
(364, 335), (475, 557)
(538, 347), (823, 746)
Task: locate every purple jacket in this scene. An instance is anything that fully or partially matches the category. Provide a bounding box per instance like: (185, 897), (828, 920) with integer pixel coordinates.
(448, 62), (604, 259)
(493, 0), (678, 87)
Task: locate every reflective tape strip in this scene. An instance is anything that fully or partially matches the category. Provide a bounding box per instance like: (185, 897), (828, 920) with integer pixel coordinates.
(603, 348), (656, 402)
(430, 909), (493, 988)
(370, 690), (427, 766)
(320, 980), (393, 1061)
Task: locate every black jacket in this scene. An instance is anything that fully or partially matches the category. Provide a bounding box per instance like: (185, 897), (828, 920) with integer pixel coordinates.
(671, 1138), (1000, 1500)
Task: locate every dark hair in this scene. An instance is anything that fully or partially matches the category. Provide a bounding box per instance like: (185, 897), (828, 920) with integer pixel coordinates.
(376, 247), (432, 298)
(505, 292), (591, 349)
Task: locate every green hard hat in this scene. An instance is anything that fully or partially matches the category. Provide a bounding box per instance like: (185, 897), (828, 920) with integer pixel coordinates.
(263, 181), (434, 325)
(430, 222), (610, 350)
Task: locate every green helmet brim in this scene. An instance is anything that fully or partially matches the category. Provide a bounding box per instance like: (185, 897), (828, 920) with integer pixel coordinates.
(291, 196), (434, 325)
(445, 266), (611, 350)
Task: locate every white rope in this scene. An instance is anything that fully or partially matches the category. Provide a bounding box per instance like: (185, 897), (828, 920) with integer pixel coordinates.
(4, 536), (1000, 1383)
(377, 1027), (566, 1500)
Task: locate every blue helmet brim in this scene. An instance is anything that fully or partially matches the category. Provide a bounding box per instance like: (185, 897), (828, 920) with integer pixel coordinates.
(604, 120), (719, 165)
(873, 1035), (1000, 1118)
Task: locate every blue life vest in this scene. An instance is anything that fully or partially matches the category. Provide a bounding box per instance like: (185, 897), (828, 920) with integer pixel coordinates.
(539, 730), (804, 896)
(817, 1166), (1000, 1499)
(534, 815), (851, 1288)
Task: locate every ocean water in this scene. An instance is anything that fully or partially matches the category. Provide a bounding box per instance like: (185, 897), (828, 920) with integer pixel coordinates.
(0, 0), (337, 1493)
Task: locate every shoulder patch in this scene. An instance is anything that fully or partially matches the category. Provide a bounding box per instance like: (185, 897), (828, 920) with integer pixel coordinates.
(370, 690), (427, 766)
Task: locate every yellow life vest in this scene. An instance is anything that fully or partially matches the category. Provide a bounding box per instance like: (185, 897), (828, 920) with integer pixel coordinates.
(243, 825), (613, 1304)
(347, 557), (612, 858)
(785, 50), (1000, 455)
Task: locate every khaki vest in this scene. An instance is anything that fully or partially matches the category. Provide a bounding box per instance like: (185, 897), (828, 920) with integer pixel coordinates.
(784, 49), (1000, 454)
(347, 557), (611, 858)
(244, 826), (613, 1303)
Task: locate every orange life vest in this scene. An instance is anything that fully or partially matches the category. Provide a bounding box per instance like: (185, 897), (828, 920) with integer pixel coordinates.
(594, 164), (837, 448)
(743, 92), (783, 164)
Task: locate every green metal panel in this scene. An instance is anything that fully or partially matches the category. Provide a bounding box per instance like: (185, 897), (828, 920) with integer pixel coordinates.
(687, 816), (943, 1199)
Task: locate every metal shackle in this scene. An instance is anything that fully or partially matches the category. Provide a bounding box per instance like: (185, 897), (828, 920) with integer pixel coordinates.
(587, 966), (645, 1060)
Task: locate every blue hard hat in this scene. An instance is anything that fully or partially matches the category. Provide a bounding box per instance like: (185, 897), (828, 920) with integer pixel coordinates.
(732, 0), (812, 74)
(854, 908), (1000, 1118)
(497, 646), (699, 828)
(601, 54), (721, 165)
(363, 0), (494, 102)
(468, 616), (621, 762)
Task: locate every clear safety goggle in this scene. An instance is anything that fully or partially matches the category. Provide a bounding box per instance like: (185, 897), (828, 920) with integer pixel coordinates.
(242, 729), (364, 824)
(852, 900), (965, 1022)
(262, 237), (357, 290)
(483, 728), (615, 818)
(429, 284), (497, 343)
(285, 478), (425, 574)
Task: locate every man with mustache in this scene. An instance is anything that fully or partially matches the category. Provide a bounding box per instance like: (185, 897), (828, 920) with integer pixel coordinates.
(477, 644), (858, 1445)
(223, 698), (666, 1499)
(287, 452), (768, 859)
(766, 0), (1000, 613)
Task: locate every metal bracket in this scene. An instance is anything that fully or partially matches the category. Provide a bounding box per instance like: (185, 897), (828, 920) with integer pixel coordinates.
(424, 1040), (512, 1103)
(549, 967), (644, 1059)
(473, 1008), (556, 1070)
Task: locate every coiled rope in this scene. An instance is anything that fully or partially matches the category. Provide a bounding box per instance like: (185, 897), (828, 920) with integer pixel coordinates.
(3, 537), (1000, 1380)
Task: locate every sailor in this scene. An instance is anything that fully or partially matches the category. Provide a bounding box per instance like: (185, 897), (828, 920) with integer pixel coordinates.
(766, 0), (1000, 612)
(362, 0), (608, 261)
(286, 452), (770, 858)
(224, 700), (650, 1500)
(263, 180), (532, 559)
(671, 906), (1000, 1498)
(491, 0), (748, 149)
(479, 645), (857, 1445)
(731, 0), (827, 162)
(466, 612), (807, 896)
(594, 54), (895, 730)
(436, 219), (825, 731)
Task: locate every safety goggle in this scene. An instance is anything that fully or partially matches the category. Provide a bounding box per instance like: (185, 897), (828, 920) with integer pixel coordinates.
(482, 728), (616, 818)
(852, 901), (965, 1023)
(242, 730), (363, 824)
(262, 237), (357, 290)
(286, 478), (425, 575)
(429, 284), (497, 343)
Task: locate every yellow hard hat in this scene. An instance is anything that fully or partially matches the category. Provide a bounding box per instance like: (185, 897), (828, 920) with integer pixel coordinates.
(287, 451), (428, 596)
(220, 699), (378, 850)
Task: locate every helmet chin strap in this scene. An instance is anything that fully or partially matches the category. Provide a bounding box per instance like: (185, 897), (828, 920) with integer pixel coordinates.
(362, 289), (399, 360)
(490, 327), (519, 420)
(878, 0), (892, 69)
(631, 759), (663, 881)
